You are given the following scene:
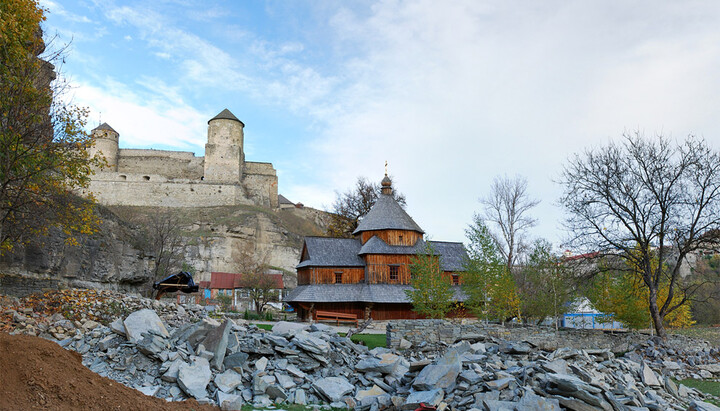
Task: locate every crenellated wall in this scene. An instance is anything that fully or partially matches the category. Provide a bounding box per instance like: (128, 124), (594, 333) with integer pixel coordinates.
(85, 110), (280, 209)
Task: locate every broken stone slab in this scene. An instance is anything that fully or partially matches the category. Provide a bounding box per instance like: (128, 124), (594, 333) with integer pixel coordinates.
(405, 389), (444, 409)
(215, 369), (243, 393)
(698, 364), (720, 374)
(276, 373), (296, 390)
(217, 391), (244, 411)
(518, 389), (562, 411)
(136, 385), (160, 397)
(253, 374), (276, 394)
(356, 385), (387, 402)
(123, 309), (169, 344)
(203, 319), (231, 370)
(109, 318), (126, 336)
(485, 377), (515, 391)
(688, 401), (720, 411)
(255, 356), (268, 372)
(293, 332), (330, 355)
(177, 357), (212, 399)
(412, 350), (461, 391)
(294, 388), (307, 405)
(356, 353), (403, 374)
(272, 321), (309, 337)
(223, 352), (249, 372)
(160, 358), (185, 382)
(266, 384), (288, 401)
(641, 362), (661, 387)
(482, 399), (519, 411)
(313, 376), (355, 403)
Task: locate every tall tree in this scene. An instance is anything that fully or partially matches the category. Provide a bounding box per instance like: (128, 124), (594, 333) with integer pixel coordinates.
(463, 216), (521, 323)
(236, 250), (279, 314)
(559, 132), (720, 338)
(405, 243), (453, 319)
(326, 176), (406, 238)
(0, 0), (101, 252)
(480, 175), (539, 271)
(517, 239), (575, 328)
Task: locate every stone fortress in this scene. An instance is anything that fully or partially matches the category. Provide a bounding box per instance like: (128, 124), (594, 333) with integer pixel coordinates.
(85, 109), (278, 209)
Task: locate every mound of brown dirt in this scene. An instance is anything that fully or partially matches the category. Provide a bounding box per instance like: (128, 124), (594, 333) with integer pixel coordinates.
(0, 332), (218, 410)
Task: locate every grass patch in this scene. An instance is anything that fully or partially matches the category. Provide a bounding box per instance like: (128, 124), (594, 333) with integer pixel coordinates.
(675, 379), (720, 406)
(251, 323), (386, 349)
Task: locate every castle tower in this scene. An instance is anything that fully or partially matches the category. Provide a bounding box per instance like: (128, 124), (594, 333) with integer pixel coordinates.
(204, 109), (244, 183)
(89, 123), (119, 171)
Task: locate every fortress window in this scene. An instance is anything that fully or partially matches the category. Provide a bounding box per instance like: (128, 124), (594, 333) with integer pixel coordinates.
(119, 175), (126, 180)
(143, 176), (150, 181)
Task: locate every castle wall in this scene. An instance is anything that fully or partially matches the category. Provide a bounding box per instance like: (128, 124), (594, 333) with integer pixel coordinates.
(117, 149), (204, 179)
(243, 162), (278, 208)
(86, 173), (257, 207)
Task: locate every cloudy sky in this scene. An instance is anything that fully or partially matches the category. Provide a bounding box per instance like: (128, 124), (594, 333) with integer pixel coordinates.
(40, 0), (720, 248)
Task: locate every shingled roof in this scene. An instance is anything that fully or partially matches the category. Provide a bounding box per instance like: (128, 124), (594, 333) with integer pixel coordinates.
(352, 193), (424, 235)
(92, 122), (117, 133)
(428, 241), (468, 271)
(358, 236), (426, 255)
(296, 237), (364, 269)
(285, 284), (467, 303)
(208, 108), (244, 126)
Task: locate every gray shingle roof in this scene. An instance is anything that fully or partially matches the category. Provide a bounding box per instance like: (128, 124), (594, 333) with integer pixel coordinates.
(278, 194), (294, 205)
(285, 284), (467, 303)
(296, 237), (364, 269)
(208, 108), (244, 126)
(358, 236), (427, 255)
(429, 241), (468, 271)
(353, 193), (424, 235)
(92, 123), (117, 133)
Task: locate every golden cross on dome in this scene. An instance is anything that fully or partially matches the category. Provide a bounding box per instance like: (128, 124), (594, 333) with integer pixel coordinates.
(385, 160), (388, 176)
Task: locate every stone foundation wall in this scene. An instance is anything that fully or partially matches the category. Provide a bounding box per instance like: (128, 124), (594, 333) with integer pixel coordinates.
(386, 320), (702, 353)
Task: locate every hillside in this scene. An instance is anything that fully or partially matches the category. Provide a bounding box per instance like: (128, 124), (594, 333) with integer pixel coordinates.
(0, 202), (329, 296)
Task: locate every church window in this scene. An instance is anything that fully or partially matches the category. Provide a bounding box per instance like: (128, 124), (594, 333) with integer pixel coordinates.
(389, 265), (399, 281)
(334, 271), (343, 284)
(452, 274), (460, 286)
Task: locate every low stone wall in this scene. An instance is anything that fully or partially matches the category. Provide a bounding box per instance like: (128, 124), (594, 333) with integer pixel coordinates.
(386, 320), (705, 353)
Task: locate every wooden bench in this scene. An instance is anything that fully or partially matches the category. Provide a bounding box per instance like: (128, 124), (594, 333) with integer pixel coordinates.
(315, 310), (359, 326)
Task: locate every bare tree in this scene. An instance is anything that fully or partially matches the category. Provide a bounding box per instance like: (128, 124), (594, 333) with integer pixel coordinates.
(235, 250), (279, 314)
(145, 209), (184, 282)
(326, 176), (406, 238)
(480, 175), (539, 271)
(559, 132), (720, 339)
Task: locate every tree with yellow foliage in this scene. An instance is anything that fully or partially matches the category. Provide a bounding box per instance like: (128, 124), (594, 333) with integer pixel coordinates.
(0, 0), (101, 252)
(587, 248), (695, 330)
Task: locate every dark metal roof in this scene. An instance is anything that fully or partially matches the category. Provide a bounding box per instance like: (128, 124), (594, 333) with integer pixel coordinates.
(208, 108), (245, 126)
(92, 123), (117, 133)
(429, 241), (469, 272)
(352, 193), (424, 235)
(285, 284), (467, 303)
(358, 236), (427, 255)
(296, 237), (365, 269)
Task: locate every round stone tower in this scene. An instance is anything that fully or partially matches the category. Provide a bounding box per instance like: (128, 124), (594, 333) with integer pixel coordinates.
(89, 123), (119, 171)
(204, 108), (244, 183)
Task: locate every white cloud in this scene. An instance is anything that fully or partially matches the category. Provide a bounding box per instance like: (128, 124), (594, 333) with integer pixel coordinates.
(71, 78), (208, 151)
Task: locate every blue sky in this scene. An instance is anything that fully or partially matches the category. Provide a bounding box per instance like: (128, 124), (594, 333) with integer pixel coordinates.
(41, 0), (720, 249)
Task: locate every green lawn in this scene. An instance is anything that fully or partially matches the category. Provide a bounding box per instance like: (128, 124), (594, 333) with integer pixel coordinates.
(251, 323), (386, 349)
(675, 379), (720, 405)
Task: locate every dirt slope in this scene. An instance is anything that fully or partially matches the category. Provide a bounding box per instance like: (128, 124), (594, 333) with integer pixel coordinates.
(0, 332), (218, 411)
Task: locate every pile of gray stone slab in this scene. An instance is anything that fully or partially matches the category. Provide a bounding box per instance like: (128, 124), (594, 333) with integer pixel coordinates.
(54, 306), (720, 411)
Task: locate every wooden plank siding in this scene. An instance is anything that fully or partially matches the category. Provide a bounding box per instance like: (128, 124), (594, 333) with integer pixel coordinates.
(365, 254), (413, 284)
(360, 230), (422, 246)
(297, 267), (365, 285)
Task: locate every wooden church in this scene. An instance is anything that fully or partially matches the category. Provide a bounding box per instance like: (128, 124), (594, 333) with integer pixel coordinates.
(285, 174), (467, 321)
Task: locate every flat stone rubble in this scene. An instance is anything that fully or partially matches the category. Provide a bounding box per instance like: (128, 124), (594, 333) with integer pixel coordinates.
(6, 293), (720, 410)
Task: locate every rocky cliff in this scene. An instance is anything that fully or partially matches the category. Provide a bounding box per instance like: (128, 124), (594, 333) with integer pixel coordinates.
(0, 203), (328, 296)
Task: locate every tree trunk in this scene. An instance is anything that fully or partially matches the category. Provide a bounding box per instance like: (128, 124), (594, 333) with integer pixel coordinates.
(648, 287), (666, 339)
